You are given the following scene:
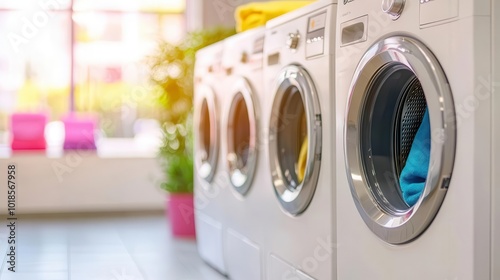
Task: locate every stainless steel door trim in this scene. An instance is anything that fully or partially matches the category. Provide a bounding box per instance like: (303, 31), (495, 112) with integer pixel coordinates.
(223, 77), (258, 196)
(194, 84), (219, 184)
(269, 65), (322, 216)
(344, 36), (456, 244)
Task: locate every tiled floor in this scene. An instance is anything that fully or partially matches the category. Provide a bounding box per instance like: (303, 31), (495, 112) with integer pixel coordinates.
(0, 213), (227, 280)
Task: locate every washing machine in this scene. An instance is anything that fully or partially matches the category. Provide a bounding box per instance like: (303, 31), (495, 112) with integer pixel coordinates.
(193, 41), (228, 275)
(220, 26), (268, 280)
(262, 1), (337, 279)
(336, 0), (498, 279)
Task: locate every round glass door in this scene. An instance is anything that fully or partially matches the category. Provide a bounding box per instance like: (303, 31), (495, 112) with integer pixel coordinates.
(194, 84), (218, 183)
(224, 78), (258, 195)
(269, 65), (322, 216)
(344, 36), (456, 244)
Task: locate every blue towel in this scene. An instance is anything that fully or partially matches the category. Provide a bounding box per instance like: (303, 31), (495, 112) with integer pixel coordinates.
(399, 109), (430, 207)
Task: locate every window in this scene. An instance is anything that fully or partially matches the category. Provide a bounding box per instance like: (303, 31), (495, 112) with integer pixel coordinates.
(0, 0), (185, 142)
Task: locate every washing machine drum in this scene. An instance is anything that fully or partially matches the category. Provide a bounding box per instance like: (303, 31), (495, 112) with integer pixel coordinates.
(195, 85), (219, 183)
(345, 36), (456, 244)
(225, 78), (258, 195)
(269, 65), (322, 216)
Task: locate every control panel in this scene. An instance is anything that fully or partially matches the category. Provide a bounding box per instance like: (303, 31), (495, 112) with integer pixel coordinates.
(306, 11), (327, 58)
(420, 0), (459, 26)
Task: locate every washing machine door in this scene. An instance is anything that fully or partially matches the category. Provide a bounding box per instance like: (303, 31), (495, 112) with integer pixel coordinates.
(224, 77), (258, 195)
(344, 36), (456, 244)
(194, 84), (219, 183)
(269, 65), (322, 216)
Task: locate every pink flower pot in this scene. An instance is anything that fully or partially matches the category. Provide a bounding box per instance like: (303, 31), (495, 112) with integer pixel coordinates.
(167, 193), (196, 238)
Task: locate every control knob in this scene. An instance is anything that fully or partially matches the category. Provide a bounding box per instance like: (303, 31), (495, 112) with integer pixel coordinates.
(286, 31), (300, 50)
(382, 0), (405, 20)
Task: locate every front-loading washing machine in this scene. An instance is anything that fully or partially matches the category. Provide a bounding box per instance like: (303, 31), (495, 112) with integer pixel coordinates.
(193, 41), (228, 275)
(220, 26), (268, 280)
(262, 1), (337, 279)
(336, 0), (499, 279)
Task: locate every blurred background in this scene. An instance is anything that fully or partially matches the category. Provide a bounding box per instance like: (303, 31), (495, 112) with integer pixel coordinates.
(0, 0), (259, 212)
(0, 0), (183, 140)
(0, 0), (256, 143)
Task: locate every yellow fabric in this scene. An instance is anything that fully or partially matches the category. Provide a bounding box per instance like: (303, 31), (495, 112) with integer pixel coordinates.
(297, 137), (308, 183)
(235, 1), (315, 32)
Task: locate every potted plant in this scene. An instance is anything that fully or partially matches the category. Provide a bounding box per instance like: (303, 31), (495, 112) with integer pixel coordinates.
(149, 27), (235, 237)
(159, 119), (195, 237)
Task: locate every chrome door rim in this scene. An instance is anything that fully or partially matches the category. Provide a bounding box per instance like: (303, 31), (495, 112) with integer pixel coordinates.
(194, 84), (218, 183)
(344, 36), (456, 244)
(269, 65), (322, 216)
(223, 77), (258, 196)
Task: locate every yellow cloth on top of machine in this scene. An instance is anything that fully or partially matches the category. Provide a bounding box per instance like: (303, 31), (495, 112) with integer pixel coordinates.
(235, 1), (315, 32)
(297, 137), (308, 183)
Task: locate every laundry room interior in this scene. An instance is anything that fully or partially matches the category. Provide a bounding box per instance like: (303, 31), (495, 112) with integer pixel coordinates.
(0, 0), (499, 279)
